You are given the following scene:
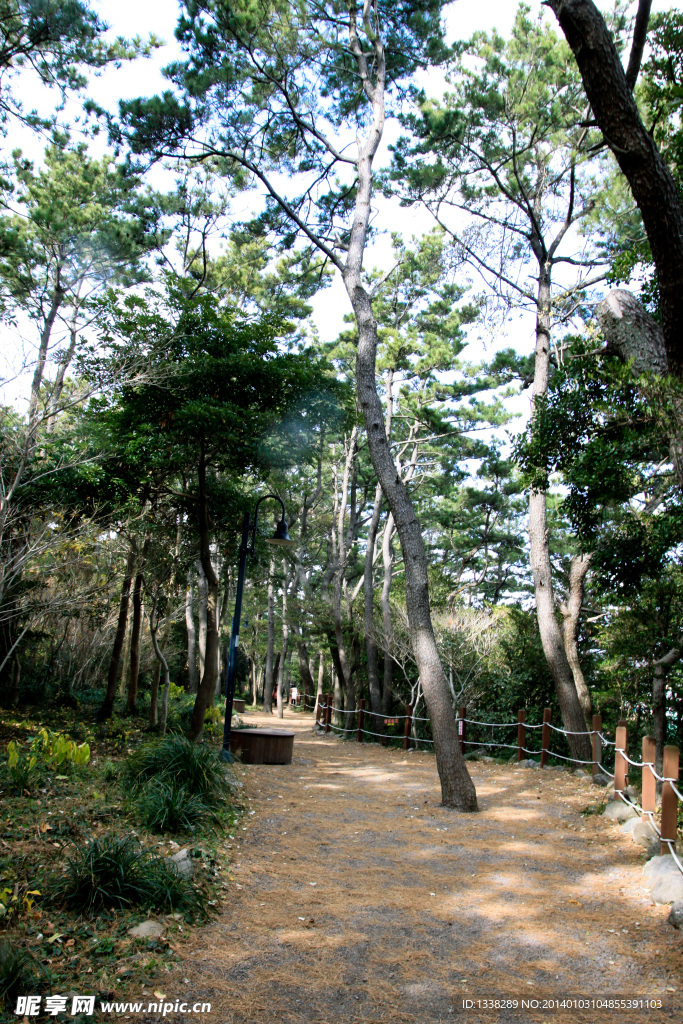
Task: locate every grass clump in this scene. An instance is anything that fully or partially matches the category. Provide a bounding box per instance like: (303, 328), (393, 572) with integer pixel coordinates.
(0, 941), (46, 1008)
(137, 779), (218, 834)
(122, 734), (231, 808)
(122, 735), (235, 834)
(53, 834), (207, 920)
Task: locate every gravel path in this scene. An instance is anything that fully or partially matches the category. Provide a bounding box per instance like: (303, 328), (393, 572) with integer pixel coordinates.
(180, 710), (682, 1023)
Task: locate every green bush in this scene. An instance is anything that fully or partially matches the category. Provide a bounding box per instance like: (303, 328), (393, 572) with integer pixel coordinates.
(122, 735), (230, 807)
(137, 779), (218, 834)
(52, 834), (207, 920)
(0, 941), (46, 1008)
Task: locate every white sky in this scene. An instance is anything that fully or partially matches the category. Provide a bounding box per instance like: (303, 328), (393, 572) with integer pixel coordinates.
(2, 0), (681, 427)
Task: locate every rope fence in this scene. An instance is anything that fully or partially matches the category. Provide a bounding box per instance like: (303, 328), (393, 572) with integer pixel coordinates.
(307, 694), (682, 877)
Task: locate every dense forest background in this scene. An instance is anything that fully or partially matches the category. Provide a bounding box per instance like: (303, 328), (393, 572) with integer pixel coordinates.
(1, 0), (683, 790)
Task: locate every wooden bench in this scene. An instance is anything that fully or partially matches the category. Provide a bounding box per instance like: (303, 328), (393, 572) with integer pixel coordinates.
(229, 728), (294, 764)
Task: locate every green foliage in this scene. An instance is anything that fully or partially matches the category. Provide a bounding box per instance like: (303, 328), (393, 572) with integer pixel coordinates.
(136, 779), (219, 834)
(0, 941), (44, 1008)
(5, 728), (89, 791)
(52, 834), (207, 919)
(0, 1), (154, 135)
(121, 734), (230, 807)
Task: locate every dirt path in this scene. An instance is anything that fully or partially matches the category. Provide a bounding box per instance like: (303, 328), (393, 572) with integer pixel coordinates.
(179, 710), (681, 1023)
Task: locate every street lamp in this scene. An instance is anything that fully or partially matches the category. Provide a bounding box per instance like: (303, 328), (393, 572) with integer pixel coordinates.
(220, 494), (296, 760)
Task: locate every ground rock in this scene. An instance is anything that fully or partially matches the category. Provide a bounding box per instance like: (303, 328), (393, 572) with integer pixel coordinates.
(517, 758), (539, 768)
(631, 820), (658, 849)
(128, 920), (164, 939)
(619, 817), (640, 835)
(166, 848), (193, 879)
(652, 871), (683, 904)
(574, 769), (590, 778)
(592, 773), (610, 787)
(602, 800), (637, 822)
(668, 901), (683, 928)
(643, 855), (678, 882)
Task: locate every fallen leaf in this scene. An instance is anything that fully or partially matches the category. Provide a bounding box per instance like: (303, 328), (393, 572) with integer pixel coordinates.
(154, 991), (166, 1000)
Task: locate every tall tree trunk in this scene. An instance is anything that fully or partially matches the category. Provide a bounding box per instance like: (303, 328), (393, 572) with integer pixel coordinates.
(530, 267), (593, 761)
(46, 308), (78, 433)
(364, 482), (383, 720)
(343, 57), (476, 807)
(297, 640), (315, 706)
(381, 514), (395, 716)
(653, 648), (681, 786)
(98, 543), (136, 720)
(151, 611), (172, 737)
(185, 569), (199, 694)
(188, 450), (220, 741)
(196, 559), (208, 683)
(9, 655), (20, 707)
(546, 0), (683, 376)
(277, 560), (289, 719)
(149, 617), (171, 729)
(559, 553), (593, 725)
(126, 539), (149, 714)
(315, 650), (324, 717)
(262, 554), (276, 712)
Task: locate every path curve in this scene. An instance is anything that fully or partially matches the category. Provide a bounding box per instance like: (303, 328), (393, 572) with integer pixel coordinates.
(179, 710), (681, 1023)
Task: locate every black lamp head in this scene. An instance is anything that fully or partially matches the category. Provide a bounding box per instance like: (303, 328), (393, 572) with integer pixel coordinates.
(266, 518), (296, 548)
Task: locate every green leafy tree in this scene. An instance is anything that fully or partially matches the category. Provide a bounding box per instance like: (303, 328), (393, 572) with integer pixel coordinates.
(87, 287), (341, 737)
(392, 4), (608, 755)
(116, 0), (479, 809)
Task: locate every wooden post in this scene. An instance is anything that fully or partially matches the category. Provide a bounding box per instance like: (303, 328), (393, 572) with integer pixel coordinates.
(642, 736), (656, 824)
(660, 745), (680, 856)
(403, 704), (413, 750)
(357, 699), (365, 743)
(614, 720), (628, 794)
(591, 713), (602, 777)
(325, 695), (331, 734)
(541, 708), (551, 768)
(517, 709), (526, 762)
(459, 706), (466, 756)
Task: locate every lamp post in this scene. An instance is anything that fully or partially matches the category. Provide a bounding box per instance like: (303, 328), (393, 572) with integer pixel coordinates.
(221, 494), (296, 760)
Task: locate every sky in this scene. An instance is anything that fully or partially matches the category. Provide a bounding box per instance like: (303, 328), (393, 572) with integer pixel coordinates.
(1, 0), (681, 422)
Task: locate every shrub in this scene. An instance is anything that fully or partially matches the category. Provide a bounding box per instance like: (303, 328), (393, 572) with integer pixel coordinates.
(122, 735), (230, 807)
(0, 942), (45, 1008)
(52, 835), (207, 920)
(5, 728), (90, 792)
(136, 779), (217, 834)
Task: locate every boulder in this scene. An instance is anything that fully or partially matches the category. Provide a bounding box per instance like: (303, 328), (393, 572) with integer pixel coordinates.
(602, 800), (637, 823)
(643, 854), (676, 883)
(574, 769), (590, 779)
(652, 871), (683, 904)
(128, 920), (164, 939)
(592, 773), (610, 787)
(166, 848), (194, 880)
(619, 817), (640, 835)
(631, 820), (658, 849)
(668, 901), (683, 929)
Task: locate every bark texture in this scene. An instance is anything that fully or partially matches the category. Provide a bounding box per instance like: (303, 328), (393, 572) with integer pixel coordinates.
(652, 648), (681, 784)
(343, 17), (476, 809)
(188, 452), (220, 740)
(530, 268), (593, 762)
(262, 555), (276, 713)
(185, 569), (199, 693)
(545, 0), (683, 376)
(558, 553), (593, 726)
(98, 544), (136, 720)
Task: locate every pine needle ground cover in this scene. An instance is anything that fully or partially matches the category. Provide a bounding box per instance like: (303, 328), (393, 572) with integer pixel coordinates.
(0, 705), (244, 1020)
(177, 710), (682, 1024)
